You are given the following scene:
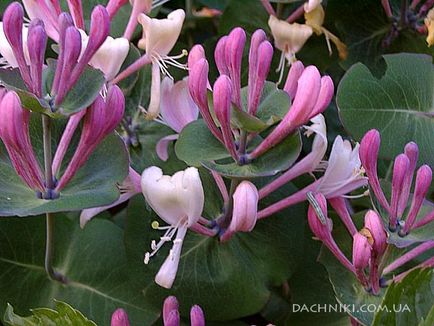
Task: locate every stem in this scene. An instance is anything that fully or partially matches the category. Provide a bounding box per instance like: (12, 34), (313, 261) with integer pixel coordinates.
(45, 213), (68, 283)
(287, 4), (305, 23)
(400, 0), (408, 27)
(42, 115), (53, 190)
(238, 130), (248, 157)
(216, 179), (240, 228)
(185, 0), (193, 17)
(378, 244), (394, 275)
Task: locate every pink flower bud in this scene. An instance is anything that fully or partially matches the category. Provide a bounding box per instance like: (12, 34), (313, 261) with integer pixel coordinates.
(307, 192), (355, 273)
(188, 44), (206, 70)
(397, 142), (419, 217)
(0, 91), (44, 191)
(103, 85), (126, 134)
(68, 5), (110, 96)
(54, 26), (82, 106)
(352, 232), (372, 288)
(106, 0), (129, 19)
(3, 2), (32, 90)
(249, 65), (321, 159)
(27, 19), (47, 97)
(110, 308), (130, 326)
(213, 75), (238, 160)
(248, 40), (273, 115)
(248, 29), (267, 113)
(164, 310), (180, 326)
(308, 75), (334, 119)
(359, 129), (390, 212)
(214, 35), (229, 75)
(222, 181), (258, 241)
(66, 0), (85, 29)
(163, 296), (179, 325)
(390, 154), (410, 229)
(402, 165), (432, 234)
(188, 59), (223, 142)
(225, 27), (246, 107)
(123, 0), (152, 40)
(363, 210), (387, 257)
(283, 61), (305, 100)
(190, 305), (205, 326)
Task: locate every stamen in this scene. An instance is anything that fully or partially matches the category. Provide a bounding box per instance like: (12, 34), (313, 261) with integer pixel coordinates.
(275, 51), (286, 86)
(152, 0), (172, 9)
(342, 190), (370, 199)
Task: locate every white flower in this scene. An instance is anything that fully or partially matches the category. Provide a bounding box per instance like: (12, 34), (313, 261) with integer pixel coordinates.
(304, 0), (322, 13)
(141, 166), (204, 288)
(317, 136), (367, 198)
(303, 114), (328, 172)
(0, 23), (30, 68)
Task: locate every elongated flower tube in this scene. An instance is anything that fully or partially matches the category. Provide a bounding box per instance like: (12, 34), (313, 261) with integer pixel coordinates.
(136, 9), (185, 120)
(248, 29), (267, 112)
(248, 40), (273, 115)
(215, 36), (229, 76)
(141, 166), (204, 289)
(106, 0), (129, 19)
(156, 77), (199, 161)
(164, 310), (180, 326)
(283, 60), (304, 100)
(188, 59), (223, 142)
(308, 192), (355, 273)
(213, 75), (238, 160)
(402, 165), (432, 235)
(2, 3), (32, 90)
(329, 197), (358, 236)
(259, 114), (327, 199)
(413, 209), (434, 230)
(27, 19), (47, 97)
(111, 308), (130, 326)
(163, 296), (179, 326)
(188, 44), (206, 70)
(249, 65), (323, 159)
(389, 154), (410, 229)
(224, 27), (246, 108)
(66, 0), (84, 29)
(309, 75), (334, 119)
(397, 142), (419, 217)
(55, 85), (125, 192)
(190, 305), (205, 326)
(55, 5), (110, 106)
(123, 0), (152, 40)
(359, 129), (390, 212)
(221, 181), (259, 242)
(0, 91), (44, 191)
(80, 167), (141, 228)
(352, 232), (372, 288)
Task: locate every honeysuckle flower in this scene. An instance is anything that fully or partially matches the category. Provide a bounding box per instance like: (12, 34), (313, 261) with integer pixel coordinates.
(156, 77), (199, 161)
(249, 66), (333, 160)
(136, 9), (186, 120)
(304, 4), (348, 60)
(221, 181), (259, 242)
(329, 197), (358, 236)
(268, 15), (313, 61)
(259, 114), (327, 199)
(359, 129), (390, 212)
(304, 0), (322, 13)
(27, 19), (47, 97)
(110, 308), (130, 326)
(389, 154), (410, 228)
(316, 136), (367, 198)
(401, 165), (432, 234)
(55, 85), (125, 192)
(352, 232), (372, 288)
(283, 60), (305, 100)
(0, 23), (30, 68)
(425, 7), (434, 46)
(190, 305), (205, 326)
(397, 142), (418, 217)
(80, 167), (142, 228)
(22, 0), (60, 41)
(163, 296), (179, 325)
(106, 0), (129, 19)
(79, 32), (130, 80)
(308, 192), (355, 273)
(0, 90), (44, 192)
(141, 166), (204, 289)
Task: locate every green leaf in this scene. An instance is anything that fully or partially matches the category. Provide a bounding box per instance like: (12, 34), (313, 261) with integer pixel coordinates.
(202, 131), (301, 178)
(124, 175), (306, 322)
(0, 115), (129, 216)
(231, 105), (268, 132)
(372, 268), (433, 326)
(0, 68), (50, 114)
(4, 301), (97, 326)
(337, 53), (434, 167)
(43, 61), (106, 117)
(0, 216), (159, 325)
(175, 120), (301, 178)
